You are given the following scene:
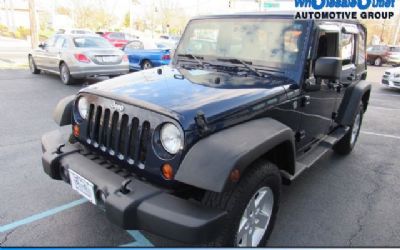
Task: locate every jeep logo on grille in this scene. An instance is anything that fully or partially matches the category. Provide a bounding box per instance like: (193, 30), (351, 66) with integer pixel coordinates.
(110, 101), (125, 112)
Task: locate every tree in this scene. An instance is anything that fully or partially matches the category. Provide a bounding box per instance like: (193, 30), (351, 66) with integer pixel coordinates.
(123, 12), (130, 28)
(56, 6), (70, 16)
(69, 0), (117, 31)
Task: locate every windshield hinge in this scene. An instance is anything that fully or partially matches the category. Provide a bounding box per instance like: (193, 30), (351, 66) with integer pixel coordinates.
(195, 111), (209, 135)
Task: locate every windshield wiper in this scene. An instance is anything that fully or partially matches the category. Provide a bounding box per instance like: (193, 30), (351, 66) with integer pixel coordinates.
(177, 53), (205, 68)
(217, 58), (263, 77)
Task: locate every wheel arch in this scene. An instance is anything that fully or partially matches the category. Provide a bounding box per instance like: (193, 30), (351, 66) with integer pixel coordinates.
(175, 118), (296, 193)
(59, 60), (66, 69)
(140, 58), (151, 66)
(53, 95), (75, 126)
(361, 89), (371, 112)
(336, 80), (371, 126)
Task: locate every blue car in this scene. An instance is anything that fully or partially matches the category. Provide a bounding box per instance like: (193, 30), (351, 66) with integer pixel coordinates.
(123, 39), (171, 71)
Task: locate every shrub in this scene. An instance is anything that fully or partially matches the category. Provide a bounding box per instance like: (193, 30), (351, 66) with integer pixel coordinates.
(16, 26), (30, 39)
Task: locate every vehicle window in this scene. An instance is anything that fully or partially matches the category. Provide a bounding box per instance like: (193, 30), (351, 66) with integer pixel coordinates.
(71, 30), (90, 34)
(341, 33), (355, 65)
(316, 32), (338, 58)
(73, 37), (113, 48)
(125, 40), (144, 50)
(63, 39), (68, 48)
(45, 36), (57, 47)
(389, 46), (400, 52)
(109, 32), (125, 40)
(176, 18), (307, 68)
(357, 32), (366, 65)
(54, 37), (66, 49)
(156, 43), (168, 49)
(369, 45), (387, 52)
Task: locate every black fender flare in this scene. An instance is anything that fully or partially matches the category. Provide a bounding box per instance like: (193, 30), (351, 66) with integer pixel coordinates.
(336, 80), (371, 126)
(53, 95), (75, 126)
(175, 118), (295, 193)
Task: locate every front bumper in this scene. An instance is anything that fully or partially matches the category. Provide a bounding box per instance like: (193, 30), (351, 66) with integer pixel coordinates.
(381, 77), (400, 89)
(387, 58), (400, 65)
(41, 127), (226, 244)
(70, 64), (129, 78)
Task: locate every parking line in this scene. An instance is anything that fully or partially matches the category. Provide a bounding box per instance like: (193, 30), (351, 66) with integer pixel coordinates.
(361, 131), (400, 140)
(0, 198), (153, 246)
(369, 106), (400, 111)
(121, 230), (154, 247)
(371, 93), (400, 98)
(0, 198), (87, 233)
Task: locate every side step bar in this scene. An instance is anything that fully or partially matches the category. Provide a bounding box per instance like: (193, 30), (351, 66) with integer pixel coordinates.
(281, 126), (349, 182)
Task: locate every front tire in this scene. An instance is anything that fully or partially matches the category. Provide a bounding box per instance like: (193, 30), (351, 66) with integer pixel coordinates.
(202, 160), (281, 247)
(334, 103), (364, 155)
(28, 55), (40, 74)
(374, 57), (382, 66)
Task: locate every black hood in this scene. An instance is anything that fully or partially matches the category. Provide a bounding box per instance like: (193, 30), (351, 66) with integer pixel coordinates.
(81, 66), (290, 130)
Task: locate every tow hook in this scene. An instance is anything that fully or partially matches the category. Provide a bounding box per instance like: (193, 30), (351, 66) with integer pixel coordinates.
(120, 179), (132, 194)
(55, 144), (65, 154)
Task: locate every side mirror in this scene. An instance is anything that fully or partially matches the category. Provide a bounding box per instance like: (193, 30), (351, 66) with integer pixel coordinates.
(314, 57), (342, 80)
(38, 42), (46, 49)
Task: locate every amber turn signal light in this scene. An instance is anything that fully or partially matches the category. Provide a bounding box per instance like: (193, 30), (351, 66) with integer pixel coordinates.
(161, 163), (174, 180)
(73, 125), (80, 137)
(230, 169), (240, 183)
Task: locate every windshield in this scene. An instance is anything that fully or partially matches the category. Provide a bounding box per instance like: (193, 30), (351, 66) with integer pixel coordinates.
(73, 37), (113, 48)
(175, 18), (307, 70)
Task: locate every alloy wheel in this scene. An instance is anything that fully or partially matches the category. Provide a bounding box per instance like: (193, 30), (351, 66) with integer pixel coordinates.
(350, 111), (361, 146)
(60, 64), (69, 84)
(29, 57), (35, 73)
(375, 57), (382, 66)
(142, 61), (152, 69)
(236, 186), (274, 247)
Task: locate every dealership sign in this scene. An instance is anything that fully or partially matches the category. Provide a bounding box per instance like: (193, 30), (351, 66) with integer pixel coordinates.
(294, 0), (396, 19)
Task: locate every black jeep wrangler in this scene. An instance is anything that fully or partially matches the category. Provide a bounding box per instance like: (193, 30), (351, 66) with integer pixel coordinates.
(41, 13), (371, 246)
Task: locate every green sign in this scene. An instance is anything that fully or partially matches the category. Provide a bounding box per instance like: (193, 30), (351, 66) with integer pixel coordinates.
(263, 2), (280, 8)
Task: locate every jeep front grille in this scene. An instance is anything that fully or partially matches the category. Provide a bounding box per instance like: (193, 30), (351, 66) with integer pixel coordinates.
(85, 104), (151, 168)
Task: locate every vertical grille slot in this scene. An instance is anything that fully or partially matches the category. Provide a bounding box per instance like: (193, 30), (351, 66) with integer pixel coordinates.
(98, 108), (108, 146)
(139, 121), (150, 164)
(110, 111), (120, 153)
(118, 114), (129, 156)
(90, 106), (102, 142)
(101, 109), (111, 148)
(128, 117), (139, 161)
(87, 104), (95, 136)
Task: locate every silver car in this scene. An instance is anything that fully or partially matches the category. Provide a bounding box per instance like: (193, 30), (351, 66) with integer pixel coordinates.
(28, 34), (129, 85)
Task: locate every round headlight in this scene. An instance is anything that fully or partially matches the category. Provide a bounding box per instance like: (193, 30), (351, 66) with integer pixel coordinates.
(160, 123), (183, 155)
(77, 97), (89, 119)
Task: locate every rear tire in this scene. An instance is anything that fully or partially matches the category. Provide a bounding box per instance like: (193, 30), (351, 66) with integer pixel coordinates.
(141, 60), (153, 70)
(59, 63), (76, 85)
(334, 103), (364, 155)
(201, 160), (281, 247)
(28, 55), (40, 74)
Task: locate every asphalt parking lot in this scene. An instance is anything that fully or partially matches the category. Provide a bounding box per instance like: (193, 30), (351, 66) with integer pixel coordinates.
(0, 66), (399, 247)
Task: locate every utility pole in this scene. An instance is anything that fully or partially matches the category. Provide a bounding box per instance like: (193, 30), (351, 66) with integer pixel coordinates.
(393, 14), (400, 45)
(380, 19), (387, 44)
(28, 0), (39, 48)
(9, 0), (15, 32)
